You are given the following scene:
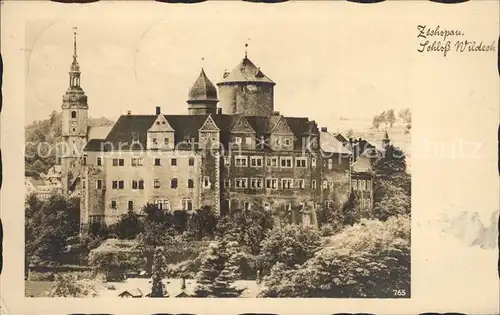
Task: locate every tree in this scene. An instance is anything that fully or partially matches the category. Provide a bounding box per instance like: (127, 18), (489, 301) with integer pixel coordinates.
(215, 206), (274, 255)
(259, 216), (411, 298)
(150, 248), (169, 297)
(398, 108), (411, 124)
(186, 206), (218, 241)
(384, 109), (396, 127)
(115, 209), (144, 239)
(259, 224), (321, 273)
(194, 239), (242, 297)
(49, 272), (99, 297)
(341, 189), (361, 226)
(25, 194), (80, 267)
(372, 182), (411, 221)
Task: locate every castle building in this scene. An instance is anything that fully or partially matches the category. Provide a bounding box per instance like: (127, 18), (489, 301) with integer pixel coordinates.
(59, 31), (376, 231)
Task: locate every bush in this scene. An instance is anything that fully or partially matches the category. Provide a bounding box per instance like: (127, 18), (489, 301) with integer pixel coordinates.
(49, 272), (101, 297)
(320, 225), (335, 237)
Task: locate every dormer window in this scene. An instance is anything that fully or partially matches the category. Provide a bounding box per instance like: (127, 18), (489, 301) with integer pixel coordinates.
(164, 138), (169, 146)
(284, 138), (291, 146)
(235, 137), (242, 144)
(275, 137), (281, 146)
(152, 138), (157, 145)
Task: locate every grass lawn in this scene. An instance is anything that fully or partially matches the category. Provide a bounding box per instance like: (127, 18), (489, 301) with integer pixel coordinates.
(25, 281), (55, 297)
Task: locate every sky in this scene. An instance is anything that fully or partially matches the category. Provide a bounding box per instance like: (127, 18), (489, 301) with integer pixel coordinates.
(24, 2), (414, 130)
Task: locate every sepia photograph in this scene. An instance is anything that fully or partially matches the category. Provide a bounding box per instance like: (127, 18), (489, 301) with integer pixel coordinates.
(0, 1), (497, 314)
(23, 15), (412, 299)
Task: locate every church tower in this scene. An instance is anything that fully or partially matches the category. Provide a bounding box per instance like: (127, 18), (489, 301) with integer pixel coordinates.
(187, 68), (219, 115)
(217, 48), (275, 116)
(61, 27), (88, 194)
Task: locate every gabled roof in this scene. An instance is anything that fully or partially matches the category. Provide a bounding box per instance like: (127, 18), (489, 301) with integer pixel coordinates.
(84, 113), (317, 152)
(218, 57), (275, 85)
(320, 131), (352, 154)
(87, 125), (112, 140)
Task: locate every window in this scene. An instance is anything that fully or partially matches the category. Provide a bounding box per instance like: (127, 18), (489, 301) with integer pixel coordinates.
(284, 138), (291, 146)
(311, 158), (317, 168)
(312, 180), (317, 189)
(266, 156), (278, 167)
(296, 157), (307, 168)
(154, 199), (170, 210)
(281, 178), (293, 189)
(203, 176), (210, 188)
(235, 178), (248, 188)
(361, 180), (366, 191)
(154, 179), (161, 189)
(82, 180), (86, 189)
(366, 198), (371, 208)
(280, 157), (292, 168)
(189, 157), (195, 166)
(235, 156), (247, 167)
(224, 178), (231, 188)
(328, 159), (333, 170)
(367, 180), (371, 190)
(118, 180), (124, 189)
(83, 155), (87, 166)
(71, 111), (76, 119)
(171, 178), (178, 189)
(188, 179), (194, 189)
(328, 181), (333, 191)
(131, 158), (143, 167)
(245, 137), (252, 145)
(112, 180), (118, 189)
(171, 158), (177, 166)
(164, 138), (169, 146)
(322, 180), (328, 189)
(97, 157), (103, 166)
(352, 180), (358, 190)
(96, 180), (103, 189)
(244, 201), (251, 210)
(298, 179), (305, 189)
(224, 156), (231, 166)
(111, 200), (117, 209)
(118, 159), (124, 166)
(250, 156), (263, 167)
(113, 159), (118, 166)
(131, 180), (144, 190)
(325, 200), (332, 208)
(154, 158), (161, 166)
(182, 198), (193, 211)
(128, 201), (134, 210)
(266, 178), (278, 190)
(235, 137), (242, 144)
(250, 178), (263, 189)
(275, 137), (281, 146)
(152, 138), (158, 145)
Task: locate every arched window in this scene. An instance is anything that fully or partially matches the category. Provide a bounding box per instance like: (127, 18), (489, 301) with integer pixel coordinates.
(154, 199), (170, 211)
(71, 111), (77, 119)
(181, 198), (192, 211)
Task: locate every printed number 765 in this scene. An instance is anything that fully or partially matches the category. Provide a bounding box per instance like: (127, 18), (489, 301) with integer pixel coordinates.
(393, 289), (406, 296)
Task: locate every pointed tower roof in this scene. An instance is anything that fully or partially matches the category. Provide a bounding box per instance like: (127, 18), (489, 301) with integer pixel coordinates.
(218, 57), (275, 85)
(188, 68), (219, 103)
(70, 27), (80, 72)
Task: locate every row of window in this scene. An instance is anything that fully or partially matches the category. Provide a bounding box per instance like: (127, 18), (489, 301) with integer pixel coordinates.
(226, 155), (340, 169)
(94, 157), (195, 167)
(352, 179), (372, 191)
(96, 177), (211, 190)
(233, 136), (294, 146)
(223, 178), (339, 190)
(228, 156), (313, 168)
(110, 198), (193, 211)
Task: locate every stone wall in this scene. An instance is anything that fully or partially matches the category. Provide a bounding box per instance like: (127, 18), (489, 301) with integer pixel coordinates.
(218, 83), (274, 116)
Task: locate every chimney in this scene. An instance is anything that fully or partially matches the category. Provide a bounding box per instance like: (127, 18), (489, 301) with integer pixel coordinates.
(217, 108), (222, 115)
(320, 127), (327, 132)
(127, 110), (131, 115)
(156, 106), (161, 115)
(272, 111), (280, 116)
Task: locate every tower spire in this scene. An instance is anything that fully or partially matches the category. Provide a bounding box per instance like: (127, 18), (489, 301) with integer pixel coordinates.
(73, 27), (78, 61)
(244, 38), (250, 59)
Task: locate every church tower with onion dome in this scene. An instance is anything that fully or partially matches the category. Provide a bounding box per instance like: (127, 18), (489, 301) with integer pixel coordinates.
(217, 50), (275, 116)
(187, 68), (219, 115)
(61, 27), (88, 194)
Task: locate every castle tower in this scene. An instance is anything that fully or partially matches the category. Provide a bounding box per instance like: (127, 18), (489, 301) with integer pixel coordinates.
(61, 27), (88, 194)
(187, 68), (219, 115)
(217, 50), (275, 116)
(382, 129), (391, 149)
